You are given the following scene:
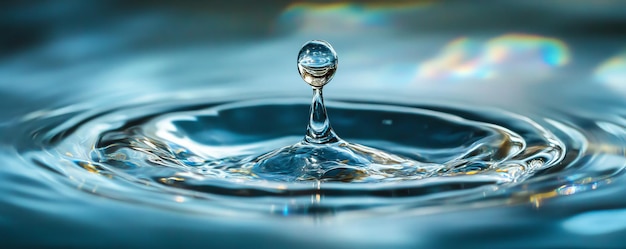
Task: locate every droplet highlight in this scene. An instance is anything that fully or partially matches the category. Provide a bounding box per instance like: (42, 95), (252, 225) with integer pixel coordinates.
(297, 40), (338, 88)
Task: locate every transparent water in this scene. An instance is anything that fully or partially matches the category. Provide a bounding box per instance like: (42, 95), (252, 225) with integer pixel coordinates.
(1, 2), (626, 248)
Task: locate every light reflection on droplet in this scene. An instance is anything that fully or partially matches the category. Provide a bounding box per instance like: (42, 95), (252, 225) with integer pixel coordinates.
(297, 40), (338, 88)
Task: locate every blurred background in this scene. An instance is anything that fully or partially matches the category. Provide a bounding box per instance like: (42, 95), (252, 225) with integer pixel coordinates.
(1, 0), (625, 121)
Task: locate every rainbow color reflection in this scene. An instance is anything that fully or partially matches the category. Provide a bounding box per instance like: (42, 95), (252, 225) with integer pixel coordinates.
(277, 2), (432, 33)
(416, 34), (571, 82)
(595, 50), (626, 88)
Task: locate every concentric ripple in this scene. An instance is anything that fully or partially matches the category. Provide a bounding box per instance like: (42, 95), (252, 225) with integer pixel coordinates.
(12, 95), (595, 215)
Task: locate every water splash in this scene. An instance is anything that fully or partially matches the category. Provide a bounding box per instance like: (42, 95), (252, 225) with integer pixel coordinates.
(27, 47), (562, 207)
(253, 40), (429, 181)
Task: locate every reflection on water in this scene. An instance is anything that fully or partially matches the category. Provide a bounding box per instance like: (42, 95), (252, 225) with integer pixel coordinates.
(277, 2), (433, 33)
(564, 208), (626, 235)
(595, 49), (626, 90)
(416, 34), (570, 81)
(1, 1), (626, 248)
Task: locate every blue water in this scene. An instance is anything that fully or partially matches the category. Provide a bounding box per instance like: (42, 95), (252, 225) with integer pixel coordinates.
(1, 1), (626, 248)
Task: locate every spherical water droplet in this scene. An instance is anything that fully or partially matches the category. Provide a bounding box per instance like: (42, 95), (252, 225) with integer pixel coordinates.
(297, 40), (338, 88)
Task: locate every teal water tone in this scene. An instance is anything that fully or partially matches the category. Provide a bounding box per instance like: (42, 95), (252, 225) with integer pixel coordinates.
(1, 1), (626, 248)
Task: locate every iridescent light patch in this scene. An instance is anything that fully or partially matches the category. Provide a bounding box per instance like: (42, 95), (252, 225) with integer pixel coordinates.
(276, 2), (433, 33)
(416, 34), (571, 82)
(595, 50), (626, 90)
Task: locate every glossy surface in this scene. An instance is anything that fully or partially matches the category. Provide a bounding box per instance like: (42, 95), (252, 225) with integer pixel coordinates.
(297, 40), (338, 88)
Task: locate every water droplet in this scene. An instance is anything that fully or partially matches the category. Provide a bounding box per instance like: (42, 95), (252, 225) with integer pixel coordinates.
(297, 40), (339, 144)
(297, 40), (338, 88)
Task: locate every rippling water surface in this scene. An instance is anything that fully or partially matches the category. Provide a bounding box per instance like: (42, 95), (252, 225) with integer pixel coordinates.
(1, 1), (626, 248)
